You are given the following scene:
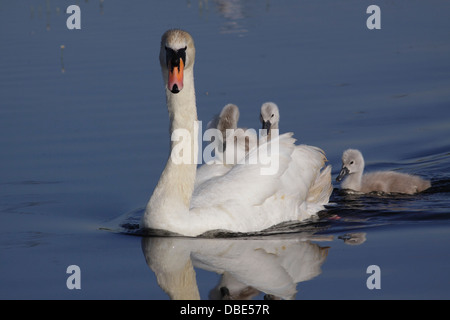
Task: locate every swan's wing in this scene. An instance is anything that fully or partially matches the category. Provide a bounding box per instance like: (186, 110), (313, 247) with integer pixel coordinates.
(191, 133), (296, 208)
(277, 145), (327, 197)
(195, 162), (232, 188)
(270, 144), (330, 219)
(306, 164), (333, 205)
(189, 133), (331, 234)
(194, 128), (258, 188)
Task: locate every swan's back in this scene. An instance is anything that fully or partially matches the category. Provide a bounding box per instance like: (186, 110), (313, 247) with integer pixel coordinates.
(189, 133), (330, 234)
(361, 171), (431, 194)
(192, 133), (296, 208)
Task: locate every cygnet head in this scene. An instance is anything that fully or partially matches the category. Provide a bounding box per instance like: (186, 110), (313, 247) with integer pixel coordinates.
(217, 104), (240, 132)
(336, 149), (365, 182)
(260, 102), (280, 131)
(159, 29), (195, 94)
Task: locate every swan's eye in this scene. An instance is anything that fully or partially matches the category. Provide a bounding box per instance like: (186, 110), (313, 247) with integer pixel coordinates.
(271, 114), (274, 118)
(350, 161), (354, 165)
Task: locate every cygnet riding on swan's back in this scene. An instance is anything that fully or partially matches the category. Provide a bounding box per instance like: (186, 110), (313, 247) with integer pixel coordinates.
(207, 103), (254, 155)
(140, 29), (333, 237)
(337, 149), (431, 195)
(214, 103), (240, 143)
(206, 104), (240, 144)
(195, 103), (254, 187)
(260, 102), (333, 206)
(260, 102), (280, 133)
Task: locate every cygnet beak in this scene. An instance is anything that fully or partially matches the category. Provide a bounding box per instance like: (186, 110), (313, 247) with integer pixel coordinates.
(336, 166), (350, 182)
(262, 120), (271, 131)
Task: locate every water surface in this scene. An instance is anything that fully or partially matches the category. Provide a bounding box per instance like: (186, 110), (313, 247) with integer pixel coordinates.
(1, 0), (449, 300)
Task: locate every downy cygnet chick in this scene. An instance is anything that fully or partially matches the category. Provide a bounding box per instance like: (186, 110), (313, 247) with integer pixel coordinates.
(208, 104), (240, 141)
(203, 103), (256, 168)
(336, 149), (431, 195)
(260, 102), (280, 135)
(217, 103), (240, 150)
(218, 103), (256, 156)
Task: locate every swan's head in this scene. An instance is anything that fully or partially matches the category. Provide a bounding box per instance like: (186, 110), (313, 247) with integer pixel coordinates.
(218, 103), (240, 131)
(159, 29), (195, 94)
(260, 102), (280, 131)
(336, 149), (365, 182)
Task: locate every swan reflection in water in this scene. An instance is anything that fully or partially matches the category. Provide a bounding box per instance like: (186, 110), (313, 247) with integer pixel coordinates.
(141, 233), (336, 300)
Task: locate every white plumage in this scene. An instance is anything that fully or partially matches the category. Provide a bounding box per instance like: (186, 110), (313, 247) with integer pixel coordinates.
(140, 29), (332, 237)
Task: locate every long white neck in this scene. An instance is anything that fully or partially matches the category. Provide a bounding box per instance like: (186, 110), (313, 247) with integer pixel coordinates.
(143, 68), (198, 228)
(341, 171), (363, 191)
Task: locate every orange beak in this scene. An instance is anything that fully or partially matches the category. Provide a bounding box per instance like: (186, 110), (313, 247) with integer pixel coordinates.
(168, 58), (184, 93)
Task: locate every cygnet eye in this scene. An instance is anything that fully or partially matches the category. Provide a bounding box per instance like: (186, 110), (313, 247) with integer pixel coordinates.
(350, 161), (354, 165)
(271, 114), (274, 118)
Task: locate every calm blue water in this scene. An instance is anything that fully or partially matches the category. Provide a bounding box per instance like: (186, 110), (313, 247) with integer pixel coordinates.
(1, 0), (449, 300)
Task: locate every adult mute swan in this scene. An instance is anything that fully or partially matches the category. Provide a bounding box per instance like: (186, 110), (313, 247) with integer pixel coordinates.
(140, 29), (332, 237)
(337, 149), (431, 194)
